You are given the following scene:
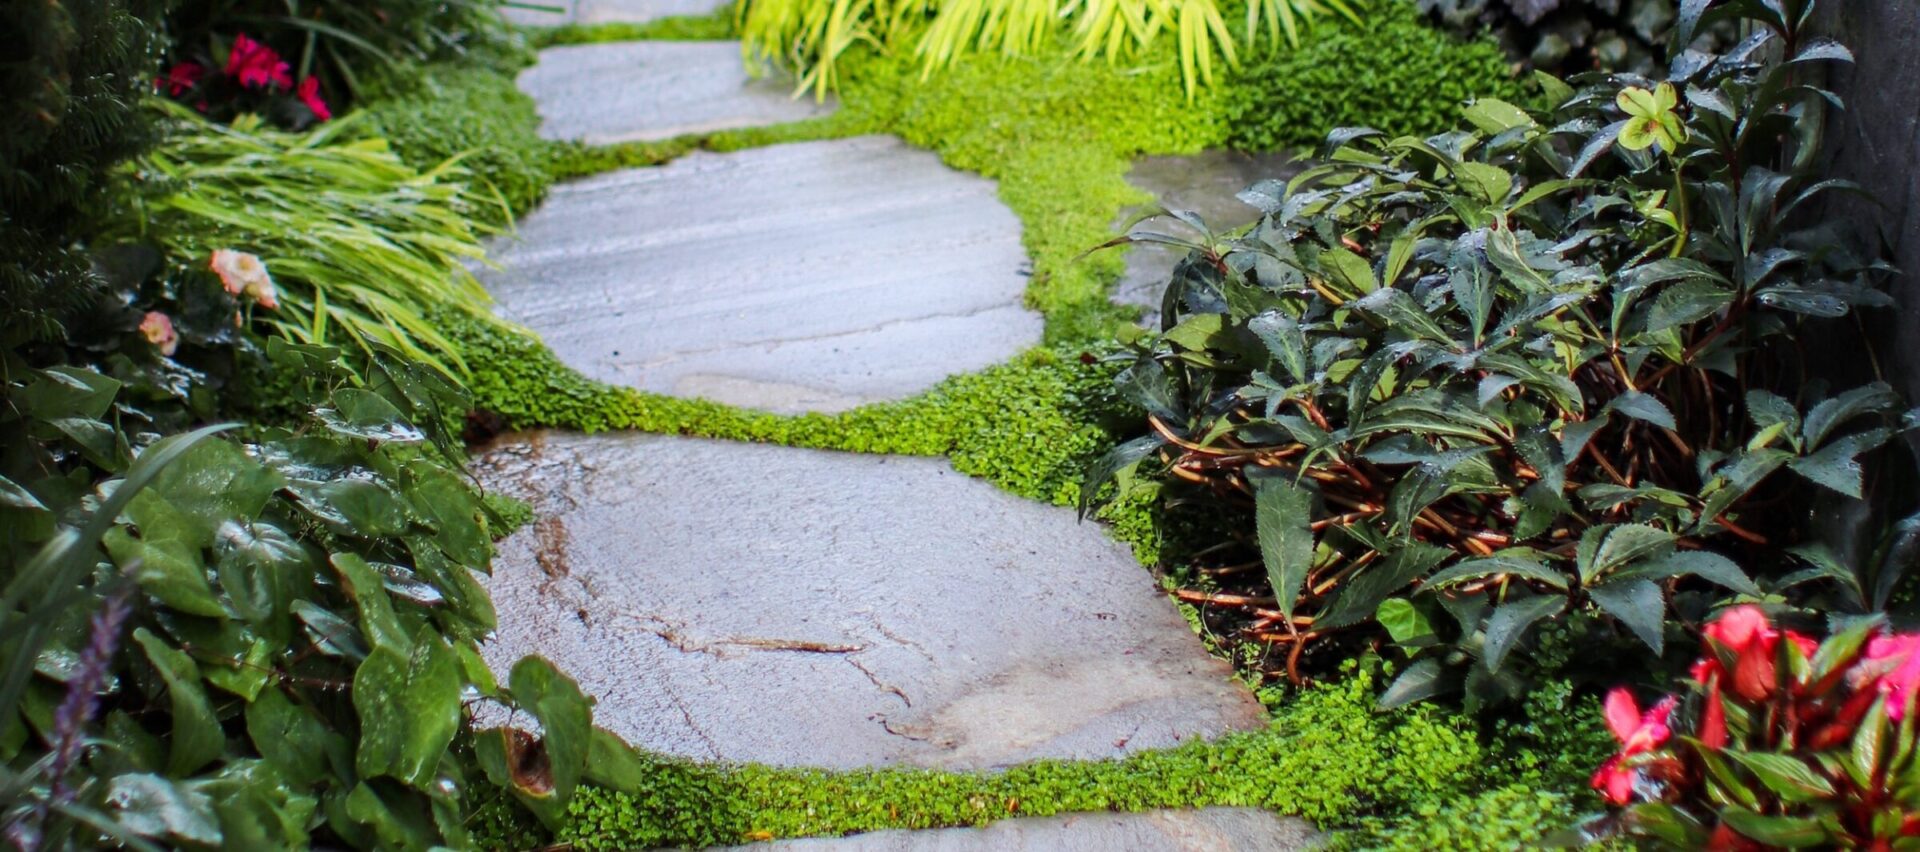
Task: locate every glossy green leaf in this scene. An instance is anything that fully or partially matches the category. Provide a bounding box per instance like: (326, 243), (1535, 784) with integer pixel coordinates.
(132, 629), (225, 777)
(1254, 474), (1315, 621)
(352, 626), (461, 789)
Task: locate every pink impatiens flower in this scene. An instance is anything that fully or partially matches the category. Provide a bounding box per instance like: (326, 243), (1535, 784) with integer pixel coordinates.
(1866, 633), (1920, 720)
(1693, 605), (1814, 702)
(139, 311), (179, 356)
(295, 77), (331, 122)
(226, 34), (291, 90)
(209, 249), (279, 310)
(1590, 688), (1677, 805)
(155, 62), (204, 96)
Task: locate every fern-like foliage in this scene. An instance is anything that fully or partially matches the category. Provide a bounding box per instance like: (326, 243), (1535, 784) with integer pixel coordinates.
(0, 0), (163, 338)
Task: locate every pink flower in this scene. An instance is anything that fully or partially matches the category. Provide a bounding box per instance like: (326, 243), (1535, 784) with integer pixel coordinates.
(1696, 605), (1809, 702)
(226, 34), (291, 90)
(1866, 633), (1920, 720)
(1592, 688), (1676, 805)
(155, 62), (204, 96)
(296, 77), (331, 122)
(139, 312), (178, 357)
(209, 249), (278, 310)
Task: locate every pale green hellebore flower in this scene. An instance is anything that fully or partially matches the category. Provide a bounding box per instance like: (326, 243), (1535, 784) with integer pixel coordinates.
(1615, 82), (1688, 153)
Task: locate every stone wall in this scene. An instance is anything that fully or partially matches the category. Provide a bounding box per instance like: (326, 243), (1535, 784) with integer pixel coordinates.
(1817, 5), (1920, 403)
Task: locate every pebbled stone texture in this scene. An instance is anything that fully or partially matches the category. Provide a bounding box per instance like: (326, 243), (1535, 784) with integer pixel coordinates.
(478, 135), (1039, 414)
(715, 808), (1321, 851)
(1113, 150), (1301, 327)
(503, 0), (730, 26)
(518, 41), (833, 144)
(471, 431), (1269, 770)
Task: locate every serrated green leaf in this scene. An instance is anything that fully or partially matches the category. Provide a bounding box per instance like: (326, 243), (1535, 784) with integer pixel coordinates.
(1255, 475), (1315, 621)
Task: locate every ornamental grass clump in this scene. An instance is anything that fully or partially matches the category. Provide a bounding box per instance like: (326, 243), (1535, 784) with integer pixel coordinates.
(1574, 605), (1920, 848)
(1085, 0), (1916, 702)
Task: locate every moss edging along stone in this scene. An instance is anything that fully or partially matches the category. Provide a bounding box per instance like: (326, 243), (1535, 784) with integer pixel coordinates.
(380, 9), (1605, 847)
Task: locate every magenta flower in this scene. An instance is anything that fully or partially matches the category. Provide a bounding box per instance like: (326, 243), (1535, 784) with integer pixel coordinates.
(296, 77), (332, 122)
(1866, 633), (1920, 720)
(226, 34), (291, 90)
(1591, 688), (1676, 805)
(155, 62), (204, 96)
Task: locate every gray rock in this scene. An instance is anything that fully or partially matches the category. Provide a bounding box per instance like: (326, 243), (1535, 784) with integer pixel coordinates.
(1112, 150), (1301, 326)
(472, 432), (1268, 770)
(478, 136), (1039, 414)
(518, 41), (833, 144)
(716, 809), (1321, 851)
(503, 0), (730, 26)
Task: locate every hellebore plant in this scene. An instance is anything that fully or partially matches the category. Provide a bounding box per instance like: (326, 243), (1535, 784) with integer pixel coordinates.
(1574, 606), (1920, 848)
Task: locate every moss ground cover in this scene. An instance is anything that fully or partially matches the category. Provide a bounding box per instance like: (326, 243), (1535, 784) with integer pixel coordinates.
(469, 664), (1612, 850)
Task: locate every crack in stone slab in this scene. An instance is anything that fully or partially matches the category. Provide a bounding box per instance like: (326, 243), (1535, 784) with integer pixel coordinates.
(607, 611), (864, 659)
(846, 654), (912, 708)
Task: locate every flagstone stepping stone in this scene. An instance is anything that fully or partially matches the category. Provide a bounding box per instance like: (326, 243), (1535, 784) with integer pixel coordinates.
(719, 808), (1320, 850)
(472, 431), (1268, 770)
(503, 0), (729, 27)
(478, 135), (1038, 414)
(517, 41), (833, 144)
(1113, 150), (1301, 326)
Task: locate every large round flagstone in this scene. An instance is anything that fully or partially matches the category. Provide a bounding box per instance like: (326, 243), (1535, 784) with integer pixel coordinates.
(517, 41), (833, 144)
(478, 135), (1039, 414)
(718, 808), (1320, 850)
(503, 0), (729, 27)
(472, 431), (1268, 770)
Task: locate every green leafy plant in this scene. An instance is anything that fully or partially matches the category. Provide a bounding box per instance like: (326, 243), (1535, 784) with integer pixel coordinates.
(160, 0), (512, 106)
(1569, 606), (1920, 847)
(1085, 0), (1912, 703)
(0, 0), (162, 336)
(107, 103), (506, 377)
(735, 0), (1370, 99)
(1416, 0), (1709, 76)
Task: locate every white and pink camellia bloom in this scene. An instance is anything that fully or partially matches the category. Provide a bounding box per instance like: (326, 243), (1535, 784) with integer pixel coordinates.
(139, 311), (179, 356)
(209, 249), (279, 310)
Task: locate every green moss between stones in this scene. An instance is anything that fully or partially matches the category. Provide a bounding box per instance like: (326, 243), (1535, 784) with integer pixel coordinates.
(527, 8), (736, 47)
(466, 663), (1613, 850)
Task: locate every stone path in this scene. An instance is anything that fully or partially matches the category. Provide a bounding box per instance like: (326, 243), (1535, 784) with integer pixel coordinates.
(479, 136), (1035, 414)
(504, 0), (729, 27)
(517, 41), (833, 144)
(475, 26), (1317, 849)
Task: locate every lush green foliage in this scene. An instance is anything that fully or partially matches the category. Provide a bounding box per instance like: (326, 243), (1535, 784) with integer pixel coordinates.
(1418, 0), (1695, 75)
(527, 8), (737, 46)
(1575, 607), (1920, 847)
(107, 105), (506, 377)
(1087, 0), (1911, 704)
(360, 56), (554, 224)
(0, 289), (597, 848)
(467, 663), (1610, 849)
(161, 0), (513, 106)
(1220, 2), (1521, 151)
(735, 0), (1366, 99)
(0, 0), (162, 337)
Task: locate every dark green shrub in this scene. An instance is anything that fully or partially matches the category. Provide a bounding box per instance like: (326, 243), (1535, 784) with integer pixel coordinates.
(0, 0), (162, 336)
(1087, 0), (1911, 706)
(1219, 2), (1522, 151)
(1418, 0), (1670, 73)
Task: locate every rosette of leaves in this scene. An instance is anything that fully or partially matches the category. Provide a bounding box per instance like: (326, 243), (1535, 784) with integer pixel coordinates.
(0, 259), (605, 848)
(1085, 0), (1915, 704)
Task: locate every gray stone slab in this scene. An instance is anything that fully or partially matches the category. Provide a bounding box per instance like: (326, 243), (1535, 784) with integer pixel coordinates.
(479, 135), (1038, 414)
(718, 808), (1320, 851)
(472, 432), (1268, 770)
(1113, 150), (1302, 326)
(518, 41), (832, 144)
(503, 0), (729, 26)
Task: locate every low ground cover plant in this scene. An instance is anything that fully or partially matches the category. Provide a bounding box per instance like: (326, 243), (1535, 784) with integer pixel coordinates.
(1086, 0), (1913, 703)
(1577, 605), (1920, 847)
